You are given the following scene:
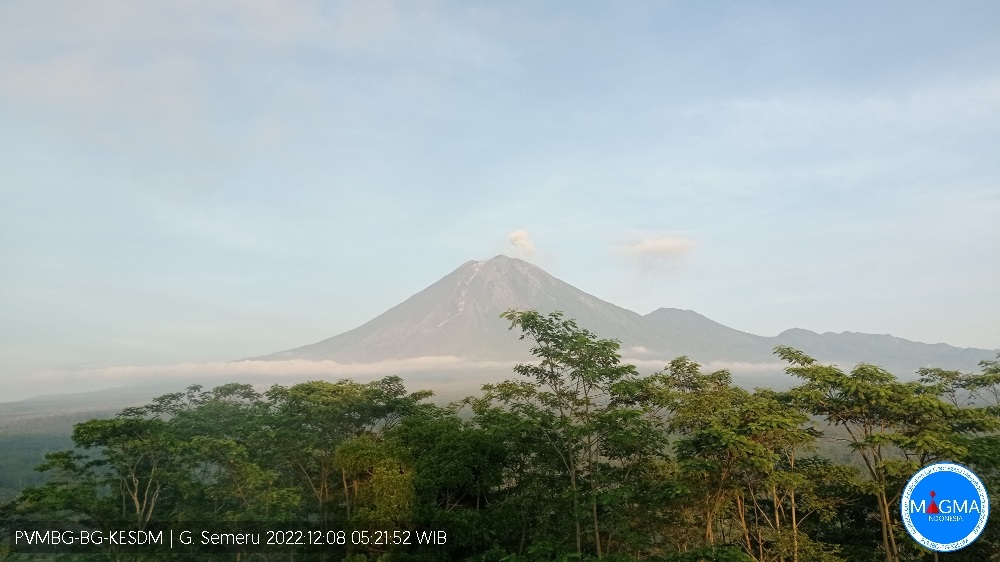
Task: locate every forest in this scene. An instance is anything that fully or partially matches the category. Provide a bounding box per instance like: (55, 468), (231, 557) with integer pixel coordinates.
(1, 310), (998, 562)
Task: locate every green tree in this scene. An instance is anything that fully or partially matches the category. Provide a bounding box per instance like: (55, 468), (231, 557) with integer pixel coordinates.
(482, 309), (669, 559)
(661, 357), (840, 562)
(265, 376), (430, 528)
(779, 347), (1000, 562)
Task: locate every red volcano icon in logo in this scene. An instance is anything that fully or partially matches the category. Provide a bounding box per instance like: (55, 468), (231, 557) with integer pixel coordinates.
(927, 491), (940, 514)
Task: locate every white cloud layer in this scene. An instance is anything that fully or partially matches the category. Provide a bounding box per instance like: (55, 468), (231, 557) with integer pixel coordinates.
(622, 235), (695, 258)
(6, 357), (523, 401)
(620, 234), (695, 272)
(4, 356), (796, 403)
(620, 358), (787, 375)
(29, 356), (517, 383)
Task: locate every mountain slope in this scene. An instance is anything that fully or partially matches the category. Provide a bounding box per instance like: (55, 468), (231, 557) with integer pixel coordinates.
(640, 308), (776, 363)
(770, 328), (994, 374)
(255, 255), (997, 376)
(255, 255), (664, 362)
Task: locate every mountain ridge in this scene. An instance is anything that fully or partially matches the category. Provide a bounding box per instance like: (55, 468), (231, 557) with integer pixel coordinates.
(253, 255), (997, 375)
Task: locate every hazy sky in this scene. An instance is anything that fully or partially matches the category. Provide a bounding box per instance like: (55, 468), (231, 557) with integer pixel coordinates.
(2, 1), (998, 400)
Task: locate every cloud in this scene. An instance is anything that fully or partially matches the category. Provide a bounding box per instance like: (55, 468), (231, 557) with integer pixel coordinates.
(0, 55), (112, 105)
(0, 1), (514, 146)
(701, 360), (788, 374)
(11, 357), (521, 397)
(15, 357), (791, 400)
(619, 357), (787, 376)
(29, 356), (516, 382)
(667, 77), (1000, 155)
(508, 229), (536, 258)
(620, 233), (694, 272)
(622, 235), (695, 258)
(5, 357), (534, 402)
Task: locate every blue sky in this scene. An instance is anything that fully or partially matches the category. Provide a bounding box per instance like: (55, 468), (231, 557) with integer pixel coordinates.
(2, 1), (998, 399)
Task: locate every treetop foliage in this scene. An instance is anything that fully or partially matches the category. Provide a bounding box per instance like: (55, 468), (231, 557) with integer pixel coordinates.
(2, 310), (998, 562)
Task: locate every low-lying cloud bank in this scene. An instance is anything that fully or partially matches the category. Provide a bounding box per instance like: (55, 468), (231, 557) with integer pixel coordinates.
(8, 356), (790, 402)
(622, 358), (788, 374)
(27, 356), (515, 385)
(4, 357), (515, 402)
(32, 356), (786, 381)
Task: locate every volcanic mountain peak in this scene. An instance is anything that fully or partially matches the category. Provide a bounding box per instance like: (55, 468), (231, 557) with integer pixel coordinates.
(253, 255), (997, 376)
(253, 254), (644, 363)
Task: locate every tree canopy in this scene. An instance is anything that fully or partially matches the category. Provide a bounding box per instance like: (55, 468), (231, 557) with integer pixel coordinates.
(2, 311), (998, 562)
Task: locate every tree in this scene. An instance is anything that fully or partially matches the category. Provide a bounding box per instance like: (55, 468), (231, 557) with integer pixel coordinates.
(779, 347), (1000, 562)
(662, 357), (839, 562)
(265, 376), (431, 527)
(482, 309), (669, 559)
(8, 379), (431, 559)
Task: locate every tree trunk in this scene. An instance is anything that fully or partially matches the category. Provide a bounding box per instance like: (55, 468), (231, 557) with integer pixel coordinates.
(705, 505), (715, 545)
(569, 457), (582, 555)
(876, 491), (899, 562)
(790, 450), (799, 562)
(772, 484), (783, 562)
(592, 493), (602, 559)
(736, 494), (755, 561)
(341, 468), (351, 520)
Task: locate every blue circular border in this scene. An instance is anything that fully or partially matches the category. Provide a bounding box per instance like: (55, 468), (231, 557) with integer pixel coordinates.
(900, 463), (990, 552)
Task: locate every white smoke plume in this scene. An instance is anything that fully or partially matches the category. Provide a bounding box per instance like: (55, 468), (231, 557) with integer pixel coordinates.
(508, 229), (536, 258)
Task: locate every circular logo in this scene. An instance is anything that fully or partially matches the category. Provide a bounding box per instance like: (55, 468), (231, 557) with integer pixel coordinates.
(901, 463), (990, 552)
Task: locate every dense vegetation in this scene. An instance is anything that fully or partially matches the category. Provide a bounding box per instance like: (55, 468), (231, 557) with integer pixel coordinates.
(2, 310), (998, 561)
(0, 434), (75, 504)
(0, 412), (121, 504)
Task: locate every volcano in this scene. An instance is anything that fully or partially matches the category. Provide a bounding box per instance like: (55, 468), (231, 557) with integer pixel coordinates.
(255, 255), (662, 363)
(253, 255), (996, 376)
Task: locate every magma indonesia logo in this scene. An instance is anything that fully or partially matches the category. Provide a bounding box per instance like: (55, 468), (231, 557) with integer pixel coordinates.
(901, 463), (990, 552)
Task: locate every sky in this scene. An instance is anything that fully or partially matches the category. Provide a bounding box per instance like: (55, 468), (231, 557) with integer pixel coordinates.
(2, 1), (999, 400)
